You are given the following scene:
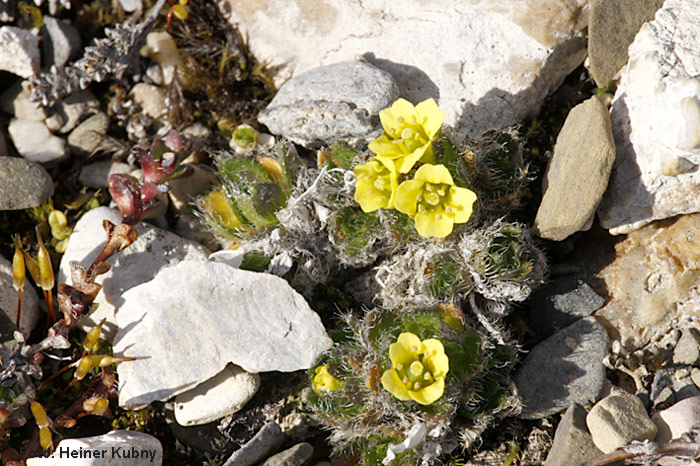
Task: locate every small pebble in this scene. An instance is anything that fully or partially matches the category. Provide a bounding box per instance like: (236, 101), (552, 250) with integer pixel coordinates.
(67, 112), (109, 156)
(260, 442), (313, 466)
(223, 423), (285, 466)
(652, 395), (700, 442)
(8, 119), (65, 163)
(673, 328), (700, 365)
(42, 16), (81, 69)
(0, 26), (40, 78)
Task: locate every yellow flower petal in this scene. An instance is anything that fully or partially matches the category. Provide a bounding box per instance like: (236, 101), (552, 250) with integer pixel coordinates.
(368, 135), (404, 158)
(394, 180), (424, 217)
(379, 98), (417, 133)
(390, 332), (423, 366)
(415, 211), (454, 238)
(414, 163), (454, 185)
(409, 378), (445, 405)
(415, 98), (444, 138)
(422, 339), (449, 377)
(393, 144), (428, 174)
(354, 180), (389, 212)
(381, 368), (412, 401)
(448, 186), (478, 224)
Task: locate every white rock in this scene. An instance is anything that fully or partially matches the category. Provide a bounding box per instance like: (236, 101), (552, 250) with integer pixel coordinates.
(174, 363), (260, 426)
(0, 26), (40, 78)
(129, 83), (167, 119)
(67, 112), (109, 156)
(599, 1), (700, 234)
(113, 260), (333, 408)
(57, 207), (209, 340)
(26, 430), (162, 465)
(653, 396), (700, 443)
(118, 0), (142, 12)
(0, 255), (40, 338)
(45, 90), (101, 134)
(78, 161), (133, 189)
(141, 31), (184, 85)
(586, 390), (658, 454)
(0, 81), (45, 121)
(8, 119), (65, 163)
(218, 0), (588, 136)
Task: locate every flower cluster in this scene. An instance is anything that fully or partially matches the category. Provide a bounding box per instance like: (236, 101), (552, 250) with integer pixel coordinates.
(353, 98), (477, 238)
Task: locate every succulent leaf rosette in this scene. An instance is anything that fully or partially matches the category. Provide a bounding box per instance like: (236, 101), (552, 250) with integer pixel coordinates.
(381, 332), (449, 405)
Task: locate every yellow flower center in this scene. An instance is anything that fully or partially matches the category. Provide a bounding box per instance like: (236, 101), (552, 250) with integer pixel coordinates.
(394, 352), (434, 391)
(418, 182), (453, 217)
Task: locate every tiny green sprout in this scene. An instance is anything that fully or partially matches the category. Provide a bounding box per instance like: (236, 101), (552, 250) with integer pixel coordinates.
(48, 210), (72, 253)
(395, 164), (477, 238)
(231, 124), (259, 152)
(380, 332), (449, 405)
(369, 98), (444, 174)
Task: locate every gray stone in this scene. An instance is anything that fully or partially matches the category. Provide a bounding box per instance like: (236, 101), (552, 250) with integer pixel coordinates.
(516, 317), (609, 419)
(219, 0), (587, 137)
(174, 214), (220, 251)
(528, 277), (606, 339)
(0, 156), (54, 210)
(45, 90), (101, 134)
(0, 81), (45, 121)
(79, 161), (133, 189)
(42, 16), (81, 69)
(113, 260), (333, 408)
(586, 390), (658, 453)
(57, 207), (210, 340)
(588, 0), (665, 87)
(599, 1), (700, 234)
(67, 112), (109, 156)
(224, 423), (285, 466)
(534, 96), (615, 241)
(258, 60), (398, 147)
(8, 119), (65, 163)
(130, 83), (167, 119)
(653, 396), (700, 442)
(673, 328), (700, 366)
(544, 404), (604, 466)
(0, 26), (40, 78)
(260, 442), (313, 466)
(174, 364), (260, 426)
(26, 430), (162, 465)
(650, 368), (700, 409)
(0, 254), (40, 338)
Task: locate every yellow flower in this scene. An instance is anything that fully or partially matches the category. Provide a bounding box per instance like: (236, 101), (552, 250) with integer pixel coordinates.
(381, 332), (449, 405)
(312, 365), (341, 394)
(395, 164), (477, 238)
(353, 157), (399, 212)
(201, 189), (244, 231)
(369, 98), (445, 174)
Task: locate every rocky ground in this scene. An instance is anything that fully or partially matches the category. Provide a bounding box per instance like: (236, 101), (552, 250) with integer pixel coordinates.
(2, 0), (700, 465)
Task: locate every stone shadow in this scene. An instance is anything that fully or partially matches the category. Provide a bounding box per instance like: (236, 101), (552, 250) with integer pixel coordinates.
(362, 53), (440, 104)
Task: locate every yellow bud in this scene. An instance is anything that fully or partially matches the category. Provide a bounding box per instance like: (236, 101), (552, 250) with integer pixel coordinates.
(258, 157), (284, 183)
(31, 401), (49, 427)
(93, 397), (109, 416)
(39, 426), (53, 451)
(36, 228), (54, 291)
(23, 251), (41, 289)
(75, 356), (93, 380)
(12, 235), (25, 291)
(172, 1), (188, 20)
(83, 319), (106, 351)
(48, 210), (71, 240)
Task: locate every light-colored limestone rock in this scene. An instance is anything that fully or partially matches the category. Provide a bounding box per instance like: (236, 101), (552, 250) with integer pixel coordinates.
(26, 430), (162, 465)
(534, 95), (615, 240)
(8, 119), (65, 163)
(219, 0), (588, 136)
(597, 214), (700, 350)
(0, 26), (40, 78)
(544, 404), (604, 466)
(113, 260), (333, 408)
(653, 396), (700, 442)
(129, 83), (167, 119)
(174, 364), (260, 426)
(0, 156), (54, 210)
(45, 90), (101, 134)
(258, 60), (398, 147)
(0, 81), (45, 121)
(67, 112), (109, 156)
(57, 207), (209, 340)
(599, 1), (700, 234)
(586, 390), (658, 454)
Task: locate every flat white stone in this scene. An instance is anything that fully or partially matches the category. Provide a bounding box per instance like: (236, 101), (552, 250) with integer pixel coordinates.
(174, 363), (260, 426)
(0, 26), (40, 78)
(0, 255), (40, 337)
(26, 430), (162, 465)
(218, 0), (587, 137)
(652, 396), (700, 442)
(8, 119), (65, 163)
(113, 260), (332, 408)
(57, 207), (209, 340)
(599, 0), (700, 234)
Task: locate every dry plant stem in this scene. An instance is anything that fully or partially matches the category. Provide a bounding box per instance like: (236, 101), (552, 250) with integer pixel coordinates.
(15, 288), (22, 327)
(576, 441), (700, 466)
